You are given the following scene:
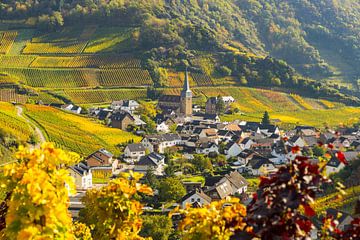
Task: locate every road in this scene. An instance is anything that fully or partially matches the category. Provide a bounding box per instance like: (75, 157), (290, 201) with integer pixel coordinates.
(16, 105), (46, 148)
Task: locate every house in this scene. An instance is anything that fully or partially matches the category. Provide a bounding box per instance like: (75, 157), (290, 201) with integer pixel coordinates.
(68, 163), (92, 189)
(221, 96), (235, 104)
(181, 189), (212, 208)
(325, 155), (346, 176)
(325, 208), (354, 231)
(156, 121), (170, 133)
(124, 143), (146, 162)
(238, 137), (254, 150)
(225, 141), (242, 159)
(110, 111), (135, 130)
(295, 126), (317, 137)
(61, 104), (82, 114)
(141, 133), (181, 153)
(110, 100), (140, 112)
(97, 109), (112, 122)
(193, 127), (218, 140)
(259, 125), (280, 137)
(205, 97), (217, 114)
(134, 152), (166, 176)
(247, 155), (277, 176)
(196, 142), (219, 155)
(86, 149), (113, 167)
(237, 149), (256, 166)
(288, 135), (306, 148)
(204, 171), (248, 200)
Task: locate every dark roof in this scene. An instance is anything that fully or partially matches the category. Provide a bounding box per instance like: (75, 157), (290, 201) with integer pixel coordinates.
(203, 114), (218, 120)
(97, 149), (114, 158)
(111, 111), (135, 122)
(145, 133), (181, 143)
(137, 152), (165, 166)
(249, 155), (271, 169)
(198, 142), (217, 149)
(204, 175), (223, 187)
(260, 124), (278, 132)
(159, 95), (181, 103)
(326, 155), (342, 168)
(207, 97), (217, 104)
(70, 163), (90, 176)
(98, 109), (112, 120)
(126, 143), (145, 152)
(225, 171), (249, 188)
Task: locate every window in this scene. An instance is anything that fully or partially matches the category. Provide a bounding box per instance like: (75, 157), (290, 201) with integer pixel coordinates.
(191, 198), (194, 202)
(197, 198), (200, 202)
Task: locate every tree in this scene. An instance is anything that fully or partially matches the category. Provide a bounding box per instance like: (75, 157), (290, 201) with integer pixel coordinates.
(313, 145), (326, 157)
(140, 215), (173, 240)
(215, 95), (225, 114)
(158, 177), (186, 202)
(191, 155), (213, 173)
(79, 171), (153, 240)
(261, 111), (271, 125)
(1, 143), (80, 239)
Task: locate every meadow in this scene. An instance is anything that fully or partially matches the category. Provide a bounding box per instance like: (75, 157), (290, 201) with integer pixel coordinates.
(24, 104), (141, 156)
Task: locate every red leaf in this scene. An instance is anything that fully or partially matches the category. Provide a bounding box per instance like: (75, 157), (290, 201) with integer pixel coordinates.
(296, 219), (313, 233)
(328, 143), (334, 149)
(336, 152), (348, 165)
(303, 204), (316, 217)
(317, 141), (324, 147)
(291, 146), (300, 154)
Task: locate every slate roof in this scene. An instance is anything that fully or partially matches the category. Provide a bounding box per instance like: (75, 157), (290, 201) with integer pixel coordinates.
(126, 143), (145, 152)
(326, 155), (342, 168)
(159, 95), (181, 103)
(97, 109), (112, 120)
(144, 133), (181, 143)
(111, 111), (135, 121)
(70, 163), (90, 176)
(98, 149), (114, 158)
(249, 155), (271, 169)
(137, 152), (165, 166)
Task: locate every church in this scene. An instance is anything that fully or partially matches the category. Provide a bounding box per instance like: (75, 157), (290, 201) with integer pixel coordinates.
(158, 70), (193, 117)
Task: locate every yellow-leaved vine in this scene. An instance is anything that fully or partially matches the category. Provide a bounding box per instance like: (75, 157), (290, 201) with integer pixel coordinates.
(1, 143), (80, 239)
(79, 171), (153, 240)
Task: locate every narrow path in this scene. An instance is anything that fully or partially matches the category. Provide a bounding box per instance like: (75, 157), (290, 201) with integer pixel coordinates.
(16, 106), (46, 148)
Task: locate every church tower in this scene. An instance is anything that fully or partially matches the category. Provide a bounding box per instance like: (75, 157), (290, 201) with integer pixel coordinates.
(180, 69), (192, 117)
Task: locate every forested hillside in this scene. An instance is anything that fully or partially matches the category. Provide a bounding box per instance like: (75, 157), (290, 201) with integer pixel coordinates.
(0, 0), (359, 103)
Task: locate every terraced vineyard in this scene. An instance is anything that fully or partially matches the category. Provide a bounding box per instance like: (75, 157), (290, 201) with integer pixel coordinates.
(0, 55), (36, 67)
(24, 104), (141, 156)
(0, 102), (33, 142)
(99, 69), (152, 87)
(290, 94), (314, 110)
(0, 89), (27, 103)
(61, 88), (147, 104)
(23, 41), (87, 54)
(190, 72), (214, 86)
(0, 31), (17, 54)
(0, 68), (99, 88)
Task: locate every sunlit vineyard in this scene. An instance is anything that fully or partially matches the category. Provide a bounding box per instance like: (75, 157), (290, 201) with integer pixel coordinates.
(29, 91), (65, 105)
(166, 71), (196, 87)
(0, 89), (27, 103)
(23, 41), (87, 54)
(0, 67), (99, 88)
(0, 102), (33, 142)
(290, 94), (314, 110)
(99, 69), (152, 87)
(0, 31), (17, 54)
(61, 88), (147, 104)
(30, 56), (74, 68)
(253, 89), (300, 112)
(0, 55), (36, 67)
(25, 104), (141, 155)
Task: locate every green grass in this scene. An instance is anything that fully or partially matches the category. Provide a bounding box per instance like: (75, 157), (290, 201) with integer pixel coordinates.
(182, 175), (205, 185)
(84, 27), (138, 53)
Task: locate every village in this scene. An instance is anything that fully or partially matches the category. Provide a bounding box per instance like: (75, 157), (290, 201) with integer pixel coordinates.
(65, 72), (360, 236)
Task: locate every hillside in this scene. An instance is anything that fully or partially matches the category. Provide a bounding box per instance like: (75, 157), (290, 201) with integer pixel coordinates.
(0, 0), (359, 105)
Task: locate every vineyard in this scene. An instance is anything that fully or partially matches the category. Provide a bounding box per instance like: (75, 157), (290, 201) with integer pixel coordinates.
(23, 41), (87, 54)
(24, 104), (141, 156)
(0, 89), (27, 103)
(290, 94), (314, 110)
(61, 88), (147, 104)
(190, 72), (214, 86)
(0, 31), (17, 54)
(312, 185), (360, 213)
(0, 55), (36, 67)
(99, 69), (152, 87)
(0, 102), (33, 142)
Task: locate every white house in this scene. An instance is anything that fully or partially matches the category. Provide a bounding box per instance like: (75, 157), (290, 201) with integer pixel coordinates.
(181, 189), (212, 209)
(156, 121), (170, 133)
(247, 156), (277, 176)
(61, 104), (82, 114)
(238, 138), (254, 150)
(68, 163), (92, 190)
(325, 156), (346, 176)
(196, 142), (219, 155)
(225, 141), (242, 159)
(141, 133), (181, 153)
(221, 96), (235, 104)
(287, 136), (306, 148)
(111, 100), (139, 113)
(124, 143), (146, 163)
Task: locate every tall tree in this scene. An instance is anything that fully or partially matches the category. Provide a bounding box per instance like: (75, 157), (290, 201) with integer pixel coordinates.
(261, 111), (271, 125)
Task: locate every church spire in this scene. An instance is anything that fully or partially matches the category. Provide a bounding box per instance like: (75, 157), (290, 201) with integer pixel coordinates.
(182, 67), (191, 94)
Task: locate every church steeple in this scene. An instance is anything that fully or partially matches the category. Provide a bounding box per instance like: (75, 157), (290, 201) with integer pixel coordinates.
(180, 67), (192, 117)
